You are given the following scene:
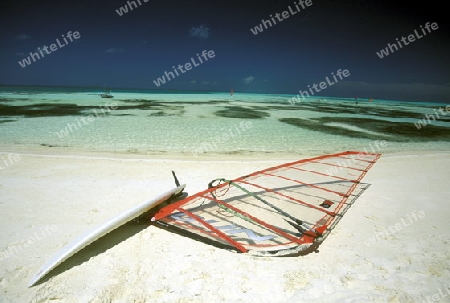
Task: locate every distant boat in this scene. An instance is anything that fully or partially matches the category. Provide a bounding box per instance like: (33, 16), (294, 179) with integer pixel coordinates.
(100, 89), (114, 98)
(101, 91), (114, 98)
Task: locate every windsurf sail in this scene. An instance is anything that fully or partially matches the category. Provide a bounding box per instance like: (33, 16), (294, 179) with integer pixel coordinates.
(152, 151), (381, 256)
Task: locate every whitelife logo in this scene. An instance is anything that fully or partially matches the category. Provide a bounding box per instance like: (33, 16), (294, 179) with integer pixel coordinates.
(0, 153), (21, 171)
(376, 22), (438, 58)
(116, 0), (149, 16)
(193, 121), (253, 156)
(414, 105), (450, 129)
(55, 101), (118, 139)
(18, 31), (80, 68)
(364, 211), (425, 247)
(324, 140), (386, 176)
(250, 0), (313, 35)
(153, 50), (215, 87)
(289, 69), (350, 105)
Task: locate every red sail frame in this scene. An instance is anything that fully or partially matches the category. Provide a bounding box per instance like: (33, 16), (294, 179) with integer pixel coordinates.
(152, 151), (381, 256)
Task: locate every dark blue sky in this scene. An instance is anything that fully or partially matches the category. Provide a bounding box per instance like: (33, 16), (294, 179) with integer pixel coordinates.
(1, 0), (448, 102)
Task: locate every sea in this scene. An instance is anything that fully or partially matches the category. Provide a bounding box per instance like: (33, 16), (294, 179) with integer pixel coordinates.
(0, 85), (449, 157)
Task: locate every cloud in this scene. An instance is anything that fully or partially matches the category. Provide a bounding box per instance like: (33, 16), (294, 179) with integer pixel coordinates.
(189, 25), (210, 39)
(243, 76), (255, 84)
(104, 48), (124, 54)
(16, 34), (31, 41)
(15, 52), (26, 57)
(201, 81), (210, 85)
(190, 80), (197, 84)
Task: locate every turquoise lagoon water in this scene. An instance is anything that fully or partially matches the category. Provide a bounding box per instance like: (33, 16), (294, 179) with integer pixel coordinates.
(0, 86), (449, 157)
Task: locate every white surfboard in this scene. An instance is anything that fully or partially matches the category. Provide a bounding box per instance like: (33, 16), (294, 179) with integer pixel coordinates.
(29, 184), (186, 287)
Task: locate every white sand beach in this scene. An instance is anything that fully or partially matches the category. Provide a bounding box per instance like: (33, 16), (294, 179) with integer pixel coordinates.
(0, 149), (449, 303)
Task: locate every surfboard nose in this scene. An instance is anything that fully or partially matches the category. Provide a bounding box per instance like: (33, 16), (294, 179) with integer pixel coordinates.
(29, 271), (42, 287)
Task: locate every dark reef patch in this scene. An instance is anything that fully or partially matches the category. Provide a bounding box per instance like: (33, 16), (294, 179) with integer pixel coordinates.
(150, 111), (173, 117)
(0, 119), (16, 124)
(0, 103), (85, 117)
(118, 99), (229, 106)
(149, 108), (186, 117)
(246, 101), (432, 120)
(309, 103), (426, 119)
(214, 106), (270, 119)
(0, 102), (186, 118)
(259, 100), (435, 120)
(40, 143), (59, 147)
(0, 98), (31, 102)
(177, 100), (231, 105)
(279, 117), (450, 142)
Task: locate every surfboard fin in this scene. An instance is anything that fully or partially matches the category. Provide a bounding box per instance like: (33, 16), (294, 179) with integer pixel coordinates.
(171, 171), (188, 200)
(172, 171), (181, 187)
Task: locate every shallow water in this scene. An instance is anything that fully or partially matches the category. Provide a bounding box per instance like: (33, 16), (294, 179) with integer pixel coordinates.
(0, 86), (449, 156)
